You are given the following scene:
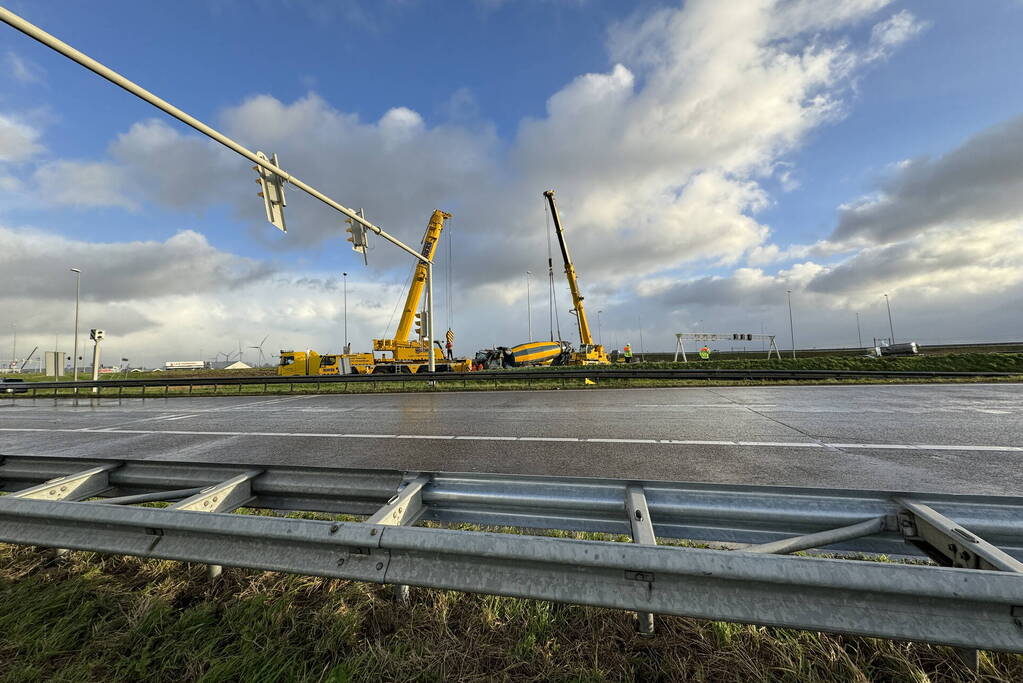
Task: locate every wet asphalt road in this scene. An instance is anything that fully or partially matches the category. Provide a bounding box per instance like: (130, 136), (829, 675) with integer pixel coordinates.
(1, 383), (1021, 493)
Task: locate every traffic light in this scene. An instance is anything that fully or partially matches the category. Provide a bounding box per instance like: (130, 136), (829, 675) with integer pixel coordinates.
(345, 208), (369, 264)
(253, 151), (287, 232)
(733, 333), (739, 340)
(414, 312), (425, 338)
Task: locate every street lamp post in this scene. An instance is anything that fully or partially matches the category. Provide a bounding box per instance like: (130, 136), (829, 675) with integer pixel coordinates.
(884, 293), (895, 343)
(856, 312), (863, 349)
(342, 272), (348, 353)
(525, 271), (533, 342)
(597, 310), (604, 348)
(70, 268), (81, 381)
(786, 290), (796, 359)
(10, 323), (15, 369)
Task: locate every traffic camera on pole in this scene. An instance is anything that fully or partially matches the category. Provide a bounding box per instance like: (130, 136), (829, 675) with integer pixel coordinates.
(345, 208), (369, 265)
(253, 151), (287, 232)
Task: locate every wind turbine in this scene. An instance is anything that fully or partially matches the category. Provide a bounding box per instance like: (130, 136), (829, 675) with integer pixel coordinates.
(248, 335), (269, 367)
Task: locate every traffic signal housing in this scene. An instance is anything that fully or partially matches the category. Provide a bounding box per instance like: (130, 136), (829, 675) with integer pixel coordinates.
(345, 208), (369, 264)
(253, 151), (287, 232)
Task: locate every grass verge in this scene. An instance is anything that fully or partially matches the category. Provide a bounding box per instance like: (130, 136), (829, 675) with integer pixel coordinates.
(2, 523), (1021, 682)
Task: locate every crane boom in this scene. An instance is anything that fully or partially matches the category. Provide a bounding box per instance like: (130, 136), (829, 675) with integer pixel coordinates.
(543, 190), (594, 346)
(394, 210), (450, 342)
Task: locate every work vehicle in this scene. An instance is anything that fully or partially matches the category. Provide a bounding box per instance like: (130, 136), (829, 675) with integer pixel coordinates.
(542, 190), (610, 365)
(278, 350), (320, 376)
(475, 340), (572, 369)
(0, 377), (27, 393)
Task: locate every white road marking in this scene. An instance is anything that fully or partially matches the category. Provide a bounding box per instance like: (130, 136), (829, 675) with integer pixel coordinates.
(0, 427), (1020, 453)
(588, 438), (658, 444)
(160, 414), (198, 421)
(636, 404), (777, 408)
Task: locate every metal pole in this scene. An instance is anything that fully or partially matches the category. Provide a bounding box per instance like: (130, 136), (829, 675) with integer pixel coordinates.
(0, 7), (427, 265)
(525, 271), (532, 342)
(884, 294), (895, 343)
(91, 335), (101, 394)
(597, 310), (603, 348)
(10, 323), (14, 370)
(856, 312), (863, 349)
(427, 263), (435, 373)
(638, 314), (644, 361)
(786, 290), (796, 359)
(342, 272), (348, 353)
(70, 268), (81, 381)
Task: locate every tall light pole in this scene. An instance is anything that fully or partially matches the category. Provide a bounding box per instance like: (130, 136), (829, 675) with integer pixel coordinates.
(10, 323), (15, 369)
(525, 271), (533, 341)
(884, 293), (895, 343)
(786, 290), (796, 359)
(597, 310), (604, 348)
(638, 314), (644, 361)
(342, 272), (348, 353)
(856, 312), (863, 348)
(70, 268), (81, 381)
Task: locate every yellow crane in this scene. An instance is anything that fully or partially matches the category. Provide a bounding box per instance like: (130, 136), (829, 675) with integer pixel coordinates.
(362, 209), (470, 372)
(543, 190), (609, 365)
(282, 210), (472, 375)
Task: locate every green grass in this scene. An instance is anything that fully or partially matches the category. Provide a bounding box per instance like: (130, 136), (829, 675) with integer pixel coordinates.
(2, 536), (1020, 682)
(5, 353), (1022, 400)
(622, 352), (1023, 373)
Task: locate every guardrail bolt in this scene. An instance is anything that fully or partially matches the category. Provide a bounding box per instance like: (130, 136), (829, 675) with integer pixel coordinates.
(330, 523), (339, 533)
(375, 562), (384, 570)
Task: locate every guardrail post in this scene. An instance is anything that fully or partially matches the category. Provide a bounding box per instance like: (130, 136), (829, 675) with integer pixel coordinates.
(366, 473), (431, 604)
(625, 485), (657, 636)
(170, 470), (263, 580)
(894, 497), (1023, 672)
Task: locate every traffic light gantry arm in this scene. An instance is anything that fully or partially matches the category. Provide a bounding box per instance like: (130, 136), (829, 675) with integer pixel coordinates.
(0, 7), (428, 265)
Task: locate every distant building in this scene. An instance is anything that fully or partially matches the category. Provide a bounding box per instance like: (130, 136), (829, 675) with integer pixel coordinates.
(164, 361), (209, 370)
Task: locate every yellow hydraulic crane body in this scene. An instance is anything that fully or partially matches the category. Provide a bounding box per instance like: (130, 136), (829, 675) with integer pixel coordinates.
(543, 190), (609, 365)
(345, 209), (471, 374)
(279, 210), (470, 376)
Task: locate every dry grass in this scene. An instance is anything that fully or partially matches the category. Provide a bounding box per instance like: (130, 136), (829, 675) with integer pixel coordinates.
(2, 540), (1021, 682)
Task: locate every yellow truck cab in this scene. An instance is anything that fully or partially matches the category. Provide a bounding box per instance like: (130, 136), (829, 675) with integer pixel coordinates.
(277, 350), (320, 376)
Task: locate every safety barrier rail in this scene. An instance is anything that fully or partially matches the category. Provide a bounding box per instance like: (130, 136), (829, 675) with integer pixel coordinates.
(4, 366), (1019, 397)
(1, 454), (1021, 655)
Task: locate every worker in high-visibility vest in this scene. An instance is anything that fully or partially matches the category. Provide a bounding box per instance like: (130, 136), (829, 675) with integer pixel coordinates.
(699, 346), (711, 360)
(623, 343), (633, 363)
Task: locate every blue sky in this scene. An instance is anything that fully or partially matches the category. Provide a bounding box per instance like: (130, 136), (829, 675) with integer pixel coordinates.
(3, 1), (1023, 365)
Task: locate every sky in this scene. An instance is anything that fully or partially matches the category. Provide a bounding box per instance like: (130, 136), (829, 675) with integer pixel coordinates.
(2, 0), (1023, 368)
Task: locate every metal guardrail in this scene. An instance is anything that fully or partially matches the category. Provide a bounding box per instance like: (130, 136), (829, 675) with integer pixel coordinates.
(1, 454), (1021, 652)
(5, 366), (1020, 397)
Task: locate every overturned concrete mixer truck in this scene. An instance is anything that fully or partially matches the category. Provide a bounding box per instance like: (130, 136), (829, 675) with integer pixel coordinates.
(474, 340), (574, 369)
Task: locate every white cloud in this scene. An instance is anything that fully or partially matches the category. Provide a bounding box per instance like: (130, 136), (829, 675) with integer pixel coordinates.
(0, 113), (43, 162)
(10, 0), (985, 354)
(833, 115), (1023, 243)
(0, 224), (414, 367)
(5, 50), (45, 84)
(866, 10), (928, 61)
(32, 160), (137, 210)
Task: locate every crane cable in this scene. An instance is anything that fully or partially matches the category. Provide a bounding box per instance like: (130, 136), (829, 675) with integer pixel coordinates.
(544, 198), (562, 342)
(380, 267), (415, 341)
